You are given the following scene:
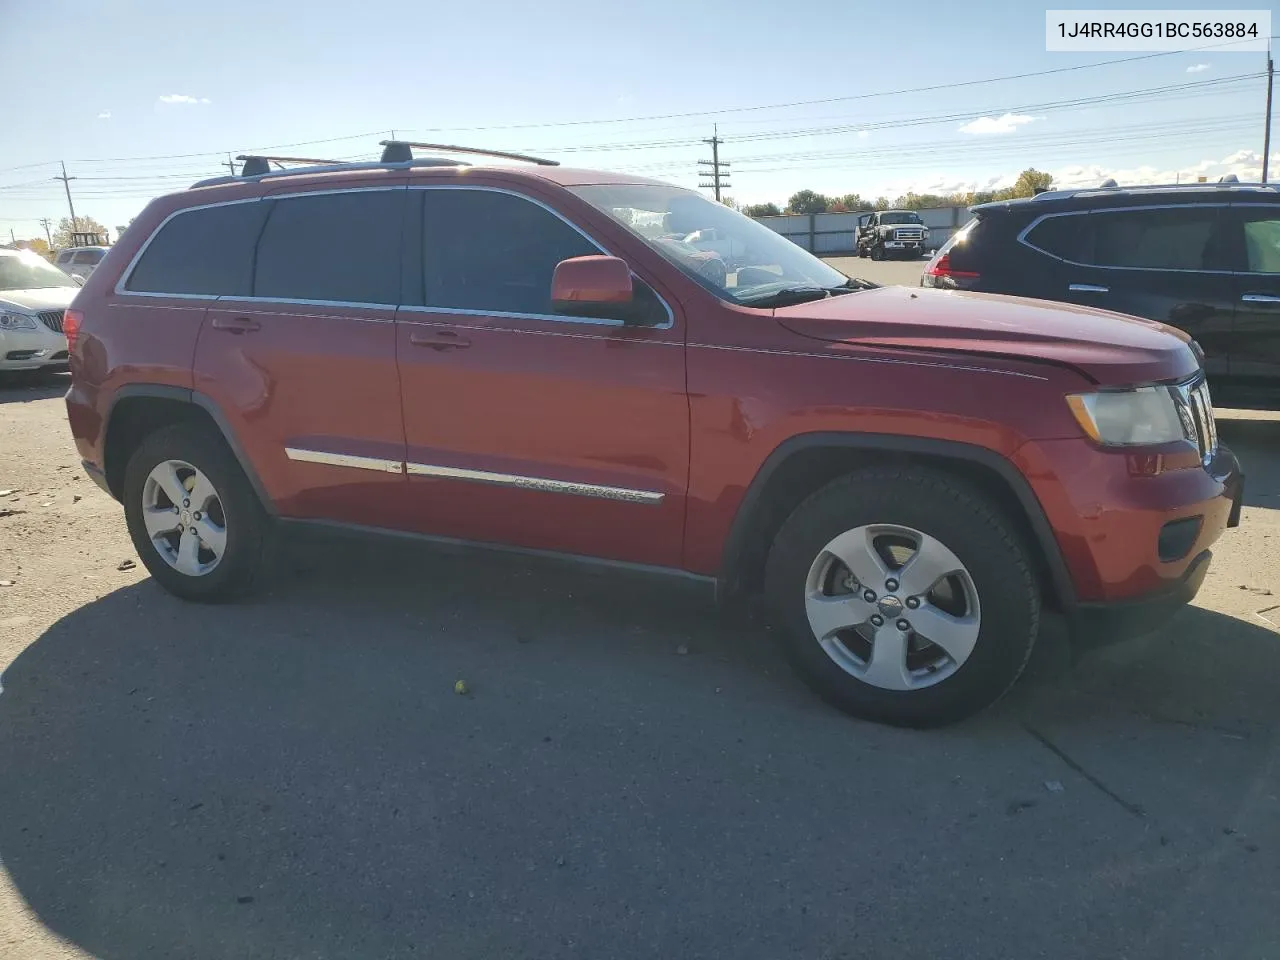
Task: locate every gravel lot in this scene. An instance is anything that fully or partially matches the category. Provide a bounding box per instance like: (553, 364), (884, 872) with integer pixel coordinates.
(1, 365), (1278, 960)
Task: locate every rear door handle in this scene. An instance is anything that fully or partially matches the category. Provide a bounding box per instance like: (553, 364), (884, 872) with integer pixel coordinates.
(1241, 293), (1280, 304)
(210, 316), (261, 333)
(1069, 283), (1109, 293)
(409, 329), (471, 350)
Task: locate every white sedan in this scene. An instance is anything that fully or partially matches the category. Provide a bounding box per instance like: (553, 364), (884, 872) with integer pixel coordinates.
(0, 249), (79, 373)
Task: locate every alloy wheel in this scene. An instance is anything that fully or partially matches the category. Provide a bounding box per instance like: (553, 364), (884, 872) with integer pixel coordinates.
(803, 523), (981, 691)
(140, 459), (227, 577)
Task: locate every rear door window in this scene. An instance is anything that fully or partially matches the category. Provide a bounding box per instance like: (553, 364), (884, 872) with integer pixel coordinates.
(1089, 206), (1227, 270)
(126, 201), (269, 296)
(1024, 214), (1091, 262)
(253, 190), (403, 304)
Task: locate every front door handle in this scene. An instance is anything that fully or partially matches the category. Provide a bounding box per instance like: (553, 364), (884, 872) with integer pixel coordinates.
(1241, 293), (1280, 304)
(1069, 283), (1109, 293)
(210, 315), (261, 334)
(409, 329), (471, 351)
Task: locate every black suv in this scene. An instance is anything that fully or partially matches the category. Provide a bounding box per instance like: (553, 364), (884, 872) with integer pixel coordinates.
(921, 182), (1280, 409)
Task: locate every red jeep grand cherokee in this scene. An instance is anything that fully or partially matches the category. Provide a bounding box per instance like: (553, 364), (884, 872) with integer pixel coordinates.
(64, 141), (1243, 727)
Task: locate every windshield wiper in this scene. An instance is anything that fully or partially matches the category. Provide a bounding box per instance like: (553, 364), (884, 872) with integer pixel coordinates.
(739, 286), (831, 308)
(828, 277), (878, 293)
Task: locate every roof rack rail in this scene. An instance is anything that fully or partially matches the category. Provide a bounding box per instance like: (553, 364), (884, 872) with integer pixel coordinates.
(235, 154), (341, 177)
(379, 140), (559, 166)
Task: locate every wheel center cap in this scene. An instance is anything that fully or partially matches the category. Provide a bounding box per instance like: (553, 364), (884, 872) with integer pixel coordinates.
(877, 596), (903, 617)
(181, 510), (192, 526)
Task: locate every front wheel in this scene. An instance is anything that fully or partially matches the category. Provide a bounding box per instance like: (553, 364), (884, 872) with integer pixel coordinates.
(869, 244), (885, 261)
(764, 467), (1040, 727)
(123, 422), (268, 602)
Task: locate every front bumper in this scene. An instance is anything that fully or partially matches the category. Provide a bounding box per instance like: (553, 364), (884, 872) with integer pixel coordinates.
(1070, 548), (1212, 648)
(0, 324), (68, 369)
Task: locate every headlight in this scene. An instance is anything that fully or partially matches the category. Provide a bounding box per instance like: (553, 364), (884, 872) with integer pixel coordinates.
(1066, 386), (1187, 446)
(0, 312), (38, 330)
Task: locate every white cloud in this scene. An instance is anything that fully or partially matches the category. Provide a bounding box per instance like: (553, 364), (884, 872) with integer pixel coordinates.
(868, 148), (1280, 200)
(96, 111), (111, 120)
(957, 113), (1038, 135)
(857, 130), (870, 139)
(158, 94), (211, 105)
(1186, 63), (1210, 73)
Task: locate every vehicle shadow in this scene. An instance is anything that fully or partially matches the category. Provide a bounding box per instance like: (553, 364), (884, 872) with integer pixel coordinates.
(0, 539), (1277, 960)
(0, 369), (69, 403)
(1218, 414), (1280, 509)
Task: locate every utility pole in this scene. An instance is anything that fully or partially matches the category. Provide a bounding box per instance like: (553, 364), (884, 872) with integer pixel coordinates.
(1264, 44), (1274, 183)
(698, 126), (731, 202)
(223, 152), (237, 176)
(53, 161), (78, 235)
(39, 218), (53, 248)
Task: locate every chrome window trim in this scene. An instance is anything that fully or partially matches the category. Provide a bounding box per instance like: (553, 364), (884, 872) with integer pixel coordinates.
(405, 460), (665, 504)
(285, 447), (404, 474)
(408, 184), (676, 330)
(114, 195), (264, 298)
(216, 295), (399, 313)
(394, 313), (682, 344)
(1017, 202), (1235, 275)
(398, 304), (624, 328)
(115, 186), (406, 299)
(114, 184), (677, 330)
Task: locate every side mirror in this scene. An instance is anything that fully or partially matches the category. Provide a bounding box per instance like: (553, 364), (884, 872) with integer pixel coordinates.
(551, 255), (655, 325)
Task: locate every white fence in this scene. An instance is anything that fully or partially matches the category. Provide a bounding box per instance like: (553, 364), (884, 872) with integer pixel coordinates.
(754, 206), (972, 255)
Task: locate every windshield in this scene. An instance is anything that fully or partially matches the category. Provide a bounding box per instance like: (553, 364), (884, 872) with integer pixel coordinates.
(0, 251), (78, 291)
(880, 212), (923, 225)
(571, 183), (850, 305)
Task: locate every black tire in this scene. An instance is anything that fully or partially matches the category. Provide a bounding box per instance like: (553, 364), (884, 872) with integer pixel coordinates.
(123, 421), (268, 602)
(764, 466), (1040, 727)
(869, 244), (885, 261)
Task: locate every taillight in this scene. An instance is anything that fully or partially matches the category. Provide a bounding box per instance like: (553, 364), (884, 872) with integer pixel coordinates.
(924, 252), (980, 282)
(63, 308), (83, 352)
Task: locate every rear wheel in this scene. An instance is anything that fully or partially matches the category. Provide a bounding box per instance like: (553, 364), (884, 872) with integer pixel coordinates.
(764, 466), (1040, 727)
(123, 422), (268, 601)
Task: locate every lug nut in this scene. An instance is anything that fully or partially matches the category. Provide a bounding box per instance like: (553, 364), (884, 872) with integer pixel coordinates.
(897, 619), (911, 631)
(906, 596), (920, 609)
(863, 589), (876, 602)
(869, 614), (884, 627)
(193, 511), (202, 520)
(183, 499), (190, 508)
(884, 578), (899, 592)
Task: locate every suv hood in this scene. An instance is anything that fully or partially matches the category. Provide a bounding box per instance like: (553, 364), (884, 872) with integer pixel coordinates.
(0, 287), (78, 313)
(774, 286), (1199, 385)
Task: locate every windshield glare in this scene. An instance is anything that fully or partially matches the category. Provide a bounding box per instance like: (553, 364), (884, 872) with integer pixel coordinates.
(880, 212), (923, 225)
(0, 251), (77, 292)
(571, 184), (848, 303)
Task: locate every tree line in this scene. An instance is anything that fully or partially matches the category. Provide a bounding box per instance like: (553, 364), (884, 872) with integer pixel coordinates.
(739, 168), (1055, 217)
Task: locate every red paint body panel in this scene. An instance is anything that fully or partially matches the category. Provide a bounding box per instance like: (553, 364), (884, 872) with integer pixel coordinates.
(66, 162), (1243, 626)
(775, 287), (1200, 386)
(1012, 438), (1234, 601)
(395, 309), (688, 567)
(194, 299), (406, 528)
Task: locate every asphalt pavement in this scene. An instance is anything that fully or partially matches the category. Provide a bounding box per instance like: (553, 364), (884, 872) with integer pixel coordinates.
(1, 364), (1278, 959)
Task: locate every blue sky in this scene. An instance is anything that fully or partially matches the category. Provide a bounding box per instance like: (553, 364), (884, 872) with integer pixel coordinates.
(0, 0), (1274, 242)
